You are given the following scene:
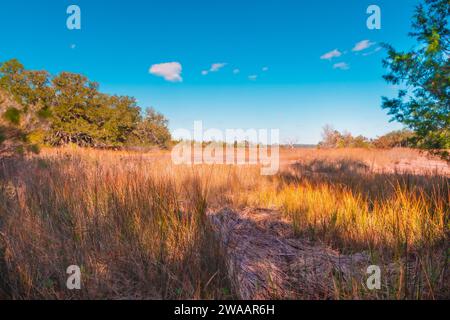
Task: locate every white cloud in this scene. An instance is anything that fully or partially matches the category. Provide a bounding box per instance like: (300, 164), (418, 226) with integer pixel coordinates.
(352, 40), (376, 52)
(362, 46), (382, 56)
(149, 62), (182, 82)
(233, 69), (240, 74)
(210, 63), (227, 72)
(262, 67), (269, 72)
(201, 63), (227, 76)
(320, 49), (342, 60)
(248, 75), (258, 80)
(333, 62), (350, 70)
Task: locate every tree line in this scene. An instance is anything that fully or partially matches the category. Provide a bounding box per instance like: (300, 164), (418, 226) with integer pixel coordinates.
(0, 59), (171, 155)
(318, 125), (415, 149)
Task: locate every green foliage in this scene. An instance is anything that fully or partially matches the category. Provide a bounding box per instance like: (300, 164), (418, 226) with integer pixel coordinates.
(129, 108), (172, 148)
(319, 126), (419, 150)
(318, 125), (371, 149)
(382, 0), (449, 159)
(27, 143), (40, 154)
(37, 107), (52, 119)
(0, 127), (5, 144)
(0, 91), (35, 156)
(0, 59), (172, 152)
(27, 130), (47, 145)
(0, 59), (53, 108)
(373, 130), (415, 149)
(0, 59), (53, 155)
(3, 107), (20, 125)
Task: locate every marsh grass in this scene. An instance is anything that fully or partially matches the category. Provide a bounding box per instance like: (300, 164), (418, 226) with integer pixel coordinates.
(251, 152), (449, 299)
(0, 147), (448, 299)
(0, 150), (233, 299)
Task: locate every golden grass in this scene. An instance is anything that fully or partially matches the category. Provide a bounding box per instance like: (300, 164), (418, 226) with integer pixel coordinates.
(255, 183), (447, 249)
(0, 148), (234, 299)
(0, 146), (448, 299)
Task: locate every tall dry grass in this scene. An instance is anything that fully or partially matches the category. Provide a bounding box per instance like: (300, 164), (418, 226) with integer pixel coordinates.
(0, 148), (235, 299)
(249, 150), (449, 299)
(0, 147), (448, 299)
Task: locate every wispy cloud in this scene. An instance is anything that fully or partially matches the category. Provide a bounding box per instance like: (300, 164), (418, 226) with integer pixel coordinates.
(202, 62), (227, 75)
(248, 75), (258, 81)
(362, 46), (382, 56)
(149, 62), (182, 82)
(233, 69), (240, 74)
(333, 62), (350, 70)
(262, 67), (269, 72)
(210, 63), (227, 72)
(352, 40), (376, 52)
(320, 49), (342, 60)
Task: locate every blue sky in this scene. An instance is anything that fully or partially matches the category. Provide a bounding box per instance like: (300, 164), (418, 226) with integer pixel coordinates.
(0, 0), (420, 143)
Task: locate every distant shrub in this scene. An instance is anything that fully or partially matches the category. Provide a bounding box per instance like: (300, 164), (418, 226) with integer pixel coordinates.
(373, 130), (415, 149)
(318, 125), (371, 149)
(319, 126), (418, 150)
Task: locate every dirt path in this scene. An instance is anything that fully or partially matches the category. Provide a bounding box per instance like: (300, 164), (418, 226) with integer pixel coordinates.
(209, 208), (370, 299)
